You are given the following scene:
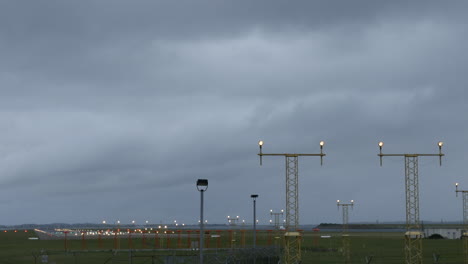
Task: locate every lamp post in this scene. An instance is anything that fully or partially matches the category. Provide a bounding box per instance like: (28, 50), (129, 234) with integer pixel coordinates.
(197, 179), (208, 264)
(251, 194), (259, 264)
(251, 195), (259, 248)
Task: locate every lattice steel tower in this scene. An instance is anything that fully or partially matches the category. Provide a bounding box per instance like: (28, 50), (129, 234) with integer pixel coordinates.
(270, 209), (284, 230)
(455, 183), (468, 264)
(337, 200), (354, 264)
(378, 141), (444, 264)
(258, 140), (325, 264)
(227, 215), (240, 226)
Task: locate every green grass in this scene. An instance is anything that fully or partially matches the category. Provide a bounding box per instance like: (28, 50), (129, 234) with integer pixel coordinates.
(0, 229), (464, 263)
(302, 231), (463, 263)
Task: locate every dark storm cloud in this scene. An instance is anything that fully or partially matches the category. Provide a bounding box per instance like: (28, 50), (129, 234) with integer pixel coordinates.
(0, 1), (467, 225)
(1, 0), (467, 94)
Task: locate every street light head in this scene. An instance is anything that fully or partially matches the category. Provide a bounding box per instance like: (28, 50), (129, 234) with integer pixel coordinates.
(251, 194), (258, 198)
(438, 141), (444, 147)
(337, 200), (340, 203)
(270, 209), (273, 212)
(258, 140), (263, 146)
(320, 141), (325, 147)
(196, 179), (208, 191)
(456, 183), (459, 187)
(378, 141), (384, 147)
(351, 200), (354, 204)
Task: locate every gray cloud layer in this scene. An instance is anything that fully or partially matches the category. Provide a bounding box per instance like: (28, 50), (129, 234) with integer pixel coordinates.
(0, 1), (467, 225)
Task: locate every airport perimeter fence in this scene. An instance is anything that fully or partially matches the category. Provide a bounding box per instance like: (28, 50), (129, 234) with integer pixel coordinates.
(20, 229), (468, 263)
(34, 228), (284, 250)
(31, 247), (281, 264)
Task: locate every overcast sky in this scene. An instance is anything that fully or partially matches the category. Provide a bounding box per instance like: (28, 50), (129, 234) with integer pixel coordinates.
(0, 0), (467, 226)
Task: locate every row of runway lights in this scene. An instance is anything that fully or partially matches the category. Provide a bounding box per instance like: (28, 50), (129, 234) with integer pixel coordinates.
(58, 227), (179, 235)
(0, 229), (270, 235)
(67, 229), (181, 236)
(0, 229), (197, 235)
(1, 229), (321, 236)
(59, 229), (291, 236)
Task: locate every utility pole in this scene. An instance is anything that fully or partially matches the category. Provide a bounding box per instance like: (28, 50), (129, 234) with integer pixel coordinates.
(455, 183), (468, 264)
(258, 140), (325, 264)
(337, 200), (354, 263)
(378, 141), (444, 264)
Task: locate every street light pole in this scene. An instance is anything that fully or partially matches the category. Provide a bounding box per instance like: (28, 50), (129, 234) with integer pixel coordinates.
(251, 195), (259, 248)
(197, 179), (209, 264)
(251, 194), (259, 264)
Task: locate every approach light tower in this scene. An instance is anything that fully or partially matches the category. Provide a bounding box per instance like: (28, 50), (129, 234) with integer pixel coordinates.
(227, 216), (240, 226)
(378, 141), (444, 264)
(258, 140), (325, 264)
(455, 183), (468, 264)
(337, 200), (354, 264)
(270, 209), (284, 230)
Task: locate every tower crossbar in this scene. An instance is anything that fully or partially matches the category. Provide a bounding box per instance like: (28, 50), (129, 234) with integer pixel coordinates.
(378, 141), (444, 264)
(270, 210), (284, 230)
(258, 141), (325, 264)
(337, 201), (354, 263)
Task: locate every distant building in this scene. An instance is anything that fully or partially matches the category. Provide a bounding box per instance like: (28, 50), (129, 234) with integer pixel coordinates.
(424, 228), (464, 239)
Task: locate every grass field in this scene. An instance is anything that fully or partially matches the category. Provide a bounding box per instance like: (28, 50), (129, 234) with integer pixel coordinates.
(0, 229), (464, 263)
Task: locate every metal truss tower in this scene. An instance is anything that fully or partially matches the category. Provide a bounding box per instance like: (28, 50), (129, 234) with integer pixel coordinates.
(455, 183), (468, 264)
(258, 140), (325, 264)
(270, 209), (284, 230)
(378, 141), (444, 264)
(337, 200), (354, 263)
(227, 216), (240, 226)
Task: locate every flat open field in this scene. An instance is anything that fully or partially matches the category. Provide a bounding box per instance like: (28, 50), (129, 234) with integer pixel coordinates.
(0, 229), (464, 263)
